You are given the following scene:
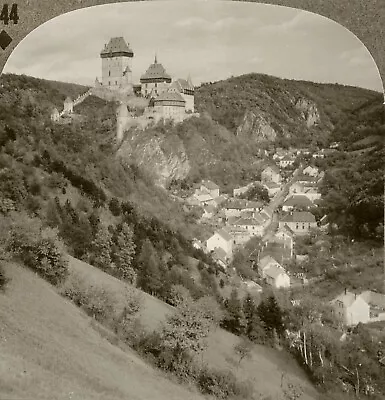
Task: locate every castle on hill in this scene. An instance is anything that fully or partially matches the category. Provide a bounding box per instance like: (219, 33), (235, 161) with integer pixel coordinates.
(95, 37), (196, 121)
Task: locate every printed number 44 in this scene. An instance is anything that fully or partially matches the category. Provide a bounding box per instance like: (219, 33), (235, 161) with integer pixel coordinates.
(0, 4), (19, 24)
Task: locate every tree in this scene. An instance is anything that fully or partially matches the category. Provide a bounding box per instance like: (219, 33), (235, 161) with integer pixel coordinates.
(137, 239), (162, 295)
(91, 223), (112, 270)
(234, 336), (253, 365)
(222, 288), (247, 335)
(114, 222), (136, 284)
(257, 295), (285, 337)
(161, 296), (212, 360)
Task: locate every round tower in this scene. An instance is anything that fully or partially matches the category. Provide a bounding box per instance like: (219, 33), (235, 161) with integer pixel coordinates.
(100, 37), (134, 89)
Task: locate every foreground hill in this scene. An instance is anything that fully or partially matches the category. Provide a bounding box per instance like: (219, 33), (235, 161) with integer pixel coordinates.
(66, 256), (320, 400)
(0, 262), (206, 400)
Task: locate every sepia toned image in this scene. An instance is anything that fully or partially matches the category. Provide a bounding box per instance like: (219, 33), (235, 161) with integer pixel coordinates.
(0, 2), (384, 400)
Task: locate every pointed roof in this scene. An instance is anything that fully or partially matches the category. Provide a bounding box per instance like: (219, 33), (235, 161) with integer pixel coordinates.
(259, 255), (279, 269)
(140, 57), (172, 82)
(64, 96), (72, 103)
(100, 37), (134, 58)
(177, 78), (195, 91)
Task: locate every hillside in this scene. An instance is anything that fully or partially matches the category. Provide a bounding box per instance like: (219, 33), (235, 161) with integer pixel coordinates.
(0, 258), (320, 400)
(0, 262), (205, 400)
(195, 73), (382, 147)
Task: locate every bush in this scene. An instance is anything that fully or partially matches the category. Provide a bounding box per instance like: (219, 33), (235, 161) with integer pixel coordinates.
(198, 367), (253, 399)
(4, 213), (68, 286)
(0, 264), (9, 290)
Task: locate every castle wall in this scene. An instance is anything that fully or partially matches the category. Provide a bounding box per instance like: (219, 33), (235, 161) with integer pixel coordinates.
(141, 81), (170, 98)
(181, 93), (194, 112)
(154, 104), (185, 122)
(102, 55), (132, 88)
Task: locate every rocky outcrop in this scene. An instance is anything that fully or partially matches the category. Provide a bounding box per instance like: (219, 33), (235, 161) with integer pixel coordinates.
(236, 110), (277, 142)
(117, 130), (190, 188)
(294, 98), (320, 128)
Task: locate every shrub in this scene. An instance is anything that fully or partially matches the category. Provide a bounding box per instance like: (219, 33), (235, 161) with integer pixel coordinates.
(0, 264), (9, 290)
(198, 367), (253, 399)
(3, 212), (68, 286)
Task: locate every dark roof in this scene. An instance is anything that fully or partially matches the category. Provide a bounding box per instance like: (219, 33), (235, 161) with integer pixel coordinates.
(283, 195), (314, 207)
(281, 211), (316, 223)
(100, 37), (134, 57)
(217, 228), (232, 241)
(153, 91), (185, 104)
(140, 57), (172, 82)
(201, 180), (219, 190)
(263, 165), (280, 174)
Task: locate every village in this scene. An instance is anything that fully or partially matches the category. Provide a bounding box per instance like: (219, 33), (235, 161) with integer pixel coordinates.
(178, 144), (385, 329)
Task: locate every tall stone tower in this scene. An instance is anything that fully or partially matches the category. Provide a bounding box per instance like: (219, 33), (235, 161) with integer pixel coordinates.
(100, 37), (134, 90)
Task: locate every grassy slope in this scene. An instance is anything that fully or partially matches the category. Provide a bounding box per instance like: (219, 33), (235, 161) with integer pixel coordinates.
(0, 262), (204, 400)
(67, 256), (319, 400)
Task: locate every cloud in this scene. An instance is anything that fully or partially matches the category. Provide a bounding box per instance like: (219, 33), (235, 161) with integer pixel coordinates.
(340, 47), (373, 67)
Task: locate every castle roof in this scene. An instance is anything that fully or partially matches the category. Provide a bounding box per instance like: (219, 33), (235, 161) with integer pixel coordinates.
(100, 37), (134, 58)
(283, 195), (314, 208)
(154, 91), (185, 104)
(140, 57), (172, 82)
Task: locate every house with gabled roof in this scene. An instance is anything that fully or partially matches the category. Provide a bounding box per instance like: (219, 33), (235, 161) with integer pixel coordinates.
(303, 166), (319, 177)
(331, 290), (370, 326)
(261, 165), (282, 184)
(264, 264), (291, 289)
(206, 228), (233, 258)
(279, 211), (317, 235)
(212, 247), (229, 269)
(232, 217), (264, 237)
(282, 195), (314, 212)
(359, 291), (385, 322)
(258, 255), (281, 278)
(200, 180), (220, 198)
(275, 224), (295, 241)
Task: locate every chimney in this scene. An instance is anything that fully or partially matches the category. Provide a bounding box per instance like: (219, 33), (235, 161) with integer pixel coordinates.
(355, 293), (357, 299)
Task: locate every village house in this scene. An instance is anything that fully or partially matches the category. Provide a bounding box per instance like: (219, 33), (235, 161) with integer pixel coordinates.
(258, 255), (281, 278)
(244, 280), (263, 293)
(201, 204), (216, 220)
(232, 217), (264, 237)
(228, 226), (252, 247)
(275, 224), (295, 242)
(331, 290), (371, 326)
(200, 180), (220, 198)
(279, 211), (317, 235)
(359, 291), (385, 322)
(233, 182), (255, 197)
(279, 155), (296, 169)
(223, 199), (263, 219)
(212, 247), (229, 269)
(206, 228), (233, 258)
(303, 165), (319, 177)
(282, 194), (314, 212)
(263, 182), (281, 197)
(192, 190), (214, 206)
(261, 165), (282, 184)
(272, 148), (287, 160)
(264, 264), (291, 289)
(302, 188), (322, 202)
(289, 182), (305, 195)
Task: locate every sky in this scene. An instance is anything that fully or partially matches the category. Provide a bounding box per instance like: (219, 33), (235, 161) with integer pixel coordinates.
(3, 0), (383, 92)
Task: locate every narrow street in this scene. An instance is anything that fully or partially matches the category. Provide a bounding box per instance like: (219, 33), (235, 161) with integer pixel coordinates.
(262, 166), (302, 241)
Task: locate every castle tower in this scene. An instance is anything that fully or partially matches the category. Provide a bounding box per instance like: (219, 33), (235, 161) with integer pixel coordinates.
(140, 55), (172, 98)
(100, 37), (134, 89)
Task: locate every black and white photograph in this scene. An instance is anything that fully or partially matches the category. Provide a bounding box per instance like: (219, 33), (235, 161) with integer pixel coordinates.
(0, 1), (384, 400)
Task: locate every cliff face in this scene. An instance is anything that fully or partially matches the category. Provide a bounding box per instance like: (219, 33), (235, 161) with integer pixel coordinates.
(294, 97), (321, 128)
(236, 110), (277, 142)
(117, 129), (190, 187)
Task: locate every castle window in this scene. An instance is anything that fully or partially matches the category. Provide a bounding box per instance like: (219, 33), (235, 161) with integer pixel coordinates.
(155, 83), (157, 88)
(115, 81), (117, 85)
(108, 81), (110, 86)
(109, 71), (111, 76)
